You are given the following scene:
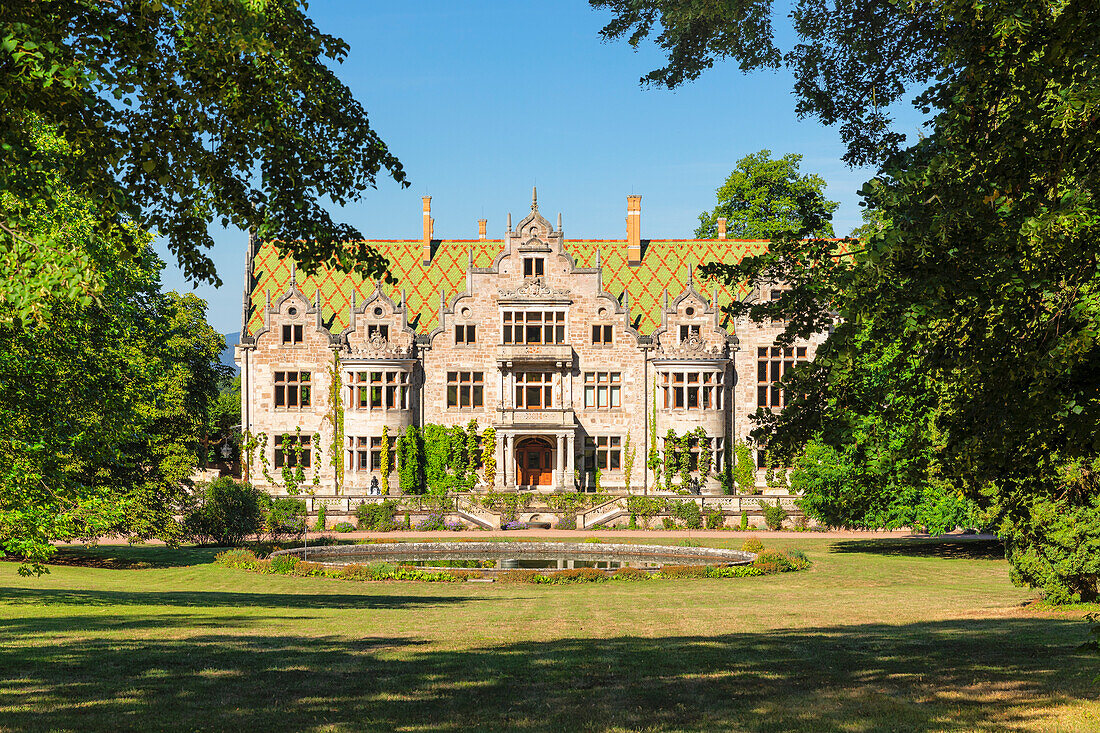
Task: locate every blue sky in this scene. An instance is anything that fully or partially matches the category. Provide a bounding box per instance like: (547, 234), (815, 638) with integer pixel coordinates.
(160, 1), (924, 333)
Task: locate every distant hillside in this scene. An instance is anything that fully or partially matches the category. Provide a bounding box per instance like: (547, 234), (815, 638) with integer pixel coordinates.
(221, 332), (240, 376)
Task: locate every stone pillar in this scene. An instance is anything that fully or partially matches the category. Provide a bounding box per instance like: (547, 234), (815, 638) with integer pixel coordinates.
(495, 430), (506, 489)
(566, 433), (575, 489)
(557, 433), (565, 489)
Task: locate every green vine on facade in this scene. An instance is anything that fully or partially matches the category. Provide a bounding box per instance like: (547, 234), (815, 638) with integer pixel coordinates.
(623, 431), (635, 493)
(325, 350), (344, 494)
(380, 425), (391, 495)
(734, 440), (756, 495)
(467, 420), (482, 488)
(695, 426), (712, 481)
(649, 380), (661, 491)
(664, 428), (678, 490)
(678, 432), (691, 490)
(480, 424), (496, 488)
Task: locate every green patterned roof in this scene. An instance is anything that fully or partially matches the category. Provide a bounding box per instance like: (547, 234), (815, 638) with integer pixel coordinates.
(247, 239), (770, 336)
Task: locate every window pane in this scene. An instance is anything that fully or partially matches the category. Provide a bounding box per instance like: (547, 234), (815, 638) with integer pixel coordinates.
(447, 385), (458, 406)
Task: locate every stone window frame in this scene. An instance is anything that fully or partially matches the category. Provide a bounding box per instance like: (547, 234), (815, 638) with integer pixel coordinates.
(348, 370), (410, 411)
(347, 435), (395, 472)
(502, 310), (567, 345)
(756, 346), (807, 409)
(591, 324), (613, 346)
(659, 369), (724, 411)
(584, 435), (622, 472)
(274, 370), (311, 409)
(281, 324), (304, 345)
(583, 371), (621, 410)
(455, 324), (477, 346)
(523, 257), (545, 277)
(514, 371), (554, 409)
(274, 433), (311, 469)
(678, 324), (701, 344)
(446, 371), (484, 409)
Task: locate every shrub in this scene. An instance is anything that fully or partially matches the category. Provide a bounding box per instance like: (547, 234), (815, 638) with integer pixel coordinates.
(356, 500), (397, 531)
(786, 549), (812, 570)
(658, 564), (710, 579)
(265, 497), (307, 539)
(498, 569), (546, 584)
(762, 500), (789, 530)
(739, 512), (749, 530)
(671, 500), (703, 529)
(705, 509), (725, 530)
(677, 539), (701, 547)
(313, 504), (327, 532)
(331, 522), (356, 533)
(555, 515), (577, 530)
(753, 550), (796, 574)
(268, 555), (300, 574)
(547, 568), (607, 583)
(734, 441), (756, 494)
(584, 537), (602, 544)
(611, 567), (650, 581)
(415, 513), (447, 531)
(501, 520), (525, 530)
(214, 548), (261, 569)
(662, 517), (676, 529)
(741, 537), (765, 554)
(184, 478), (267, 546)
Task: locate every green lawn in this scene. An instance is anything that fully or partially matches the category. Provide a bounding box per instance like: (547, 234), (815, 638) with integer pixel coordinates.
(1, 536), (1097, 732)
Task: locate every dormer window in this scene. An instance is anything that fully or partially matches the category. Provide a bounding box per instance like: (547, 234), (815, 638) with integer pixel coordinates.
(592, 325), (612, 345)
(367, 324), (389, 341)
(679, 325), (700, 343)
(455, 324), (476, 345)
(523, 258), (544, 277)
(281, 324), (303, 345)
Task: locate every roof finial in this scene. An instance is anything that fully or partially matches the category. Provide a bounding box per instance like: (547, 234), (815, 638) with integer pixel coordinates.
(557, 212), (562, 232)
(290, 261), (296, 286)
(532, 186), (538, 211)
(688, 262), (694, 286)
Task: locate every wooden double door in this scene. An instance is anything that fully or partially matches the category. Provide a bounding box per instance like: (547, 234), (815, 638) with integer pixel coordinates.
(516, 437), (554, 487)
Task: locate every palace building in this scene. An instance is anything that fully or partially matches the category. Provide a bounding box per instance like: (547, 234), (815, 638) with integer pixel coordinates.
(235, 191), (824, 495)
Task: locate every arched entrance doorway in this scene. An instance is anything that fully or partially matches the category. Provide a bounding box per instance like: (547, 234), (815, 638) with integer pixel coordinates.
(515, 437), (554, 487)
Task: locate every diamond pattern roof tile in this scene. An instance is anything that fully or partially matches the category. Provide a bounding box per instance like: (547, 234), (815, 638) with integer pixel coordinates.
(247, 239), (770, 337)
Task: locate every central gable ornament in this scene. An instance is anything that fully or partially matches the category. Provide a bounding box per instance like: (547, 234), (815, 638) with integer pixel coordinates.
(498, 277), (571, 298)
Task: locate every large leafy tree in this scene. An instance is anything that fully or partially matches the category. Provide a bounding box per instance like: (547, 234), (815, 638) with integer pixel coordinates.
(694, 150), (838, 238)
(594, 0), (1100, 601)
(1, 0), (407, 324)
(0, 125), (230, 573)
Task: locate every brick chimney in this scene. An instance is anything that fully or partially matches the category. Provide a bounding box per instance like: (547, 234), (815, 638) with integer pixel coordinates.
(717, 217), (727, 239)
(422, 196), (433, 264)
(478, 218), (487, 241)
(627, 195), (642, 265)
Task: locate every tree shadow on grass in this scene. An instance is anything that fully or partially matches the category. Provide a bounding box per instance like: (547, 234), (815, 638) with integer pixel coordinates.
(830, 538), (1006, 560)
(0, 585), (487, 611)
(1, 616), (1096, 732)
(32, 544), (227, 569)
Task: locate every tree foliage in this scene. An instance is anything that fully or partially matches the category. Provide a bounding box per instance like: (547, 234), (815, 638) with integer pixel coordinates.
(694, 150), (838, 239)
(2, 0), (408, 322)
(0, 129), (229, 573)
(610, 0), (1100, 601)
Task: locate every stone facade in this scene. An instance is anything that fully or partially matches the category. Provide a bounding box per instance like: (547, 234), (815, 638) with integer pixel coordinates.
(236, 192), (825, 496)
